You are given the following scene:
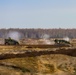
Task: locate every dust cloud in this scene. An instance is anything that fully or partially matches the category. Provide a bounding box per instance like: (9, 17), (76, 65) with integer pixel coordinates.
(41, 34), (54, 45)
(7, 31), (21, 41)
(63, 37), (70, 41)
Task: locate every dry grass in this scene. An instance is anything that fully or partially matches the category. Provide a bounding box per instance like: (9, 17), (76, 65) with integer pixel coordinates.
(0, 54), (75, 75)
(0, 44), (75, 75)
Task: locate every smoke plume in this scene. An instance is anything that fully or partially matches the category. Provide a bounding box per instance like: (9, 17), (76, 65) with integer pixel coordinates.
(63, 37), (70, 41)
(41, 34), (54, 45)
(7, 31), (21, 41)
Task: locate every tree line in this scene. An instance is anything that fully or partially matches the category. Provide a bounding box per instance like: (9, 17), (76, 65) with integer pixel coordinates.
(0, 28), (76, 39)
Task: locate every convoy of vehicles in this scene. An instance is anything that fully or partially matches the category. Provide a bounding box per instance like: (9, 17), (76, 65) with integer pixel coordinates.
(4, 37), (71, 47)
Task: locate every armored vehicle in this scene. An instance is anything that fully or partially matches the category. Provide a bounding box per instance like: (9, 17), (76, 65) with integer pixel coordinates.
(54, 39), (70, 45)
(5, 37), (19, 45)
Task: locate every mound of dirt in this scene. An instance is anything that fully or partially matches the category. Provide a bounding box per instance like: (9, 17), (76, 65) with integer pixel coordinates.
(0, 54), (76, 75)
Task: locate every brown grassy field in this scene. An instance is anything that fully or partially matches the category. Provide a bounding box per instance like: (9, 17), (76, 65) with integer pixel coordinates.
(0, 43), (75, 75)
(0, 54), (76, 75)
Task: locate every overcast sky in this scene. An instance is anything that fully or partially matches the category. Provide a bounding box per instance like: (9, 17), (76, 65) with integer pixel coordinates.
(0, 0), (76, 28)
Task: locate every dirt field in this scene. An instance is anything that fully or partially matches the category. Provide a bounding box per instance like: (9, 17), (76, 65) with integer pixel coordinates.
(0, 44), (75, 75)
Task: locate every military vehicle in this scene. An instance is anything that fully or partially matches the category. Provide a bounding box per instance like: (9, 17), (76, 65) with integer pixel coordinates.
(5, 37), (19, 45)
(54, 39), (70, 45)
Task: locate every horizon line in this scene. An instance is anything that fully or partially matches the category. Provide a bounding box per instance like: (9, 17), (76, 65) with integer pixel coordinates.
(0, 28), (76, 29)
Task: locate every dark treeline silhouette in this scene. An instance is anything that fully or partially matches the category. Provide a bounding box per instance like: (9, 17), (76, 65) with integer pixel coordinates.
(0, 28), (76, 39)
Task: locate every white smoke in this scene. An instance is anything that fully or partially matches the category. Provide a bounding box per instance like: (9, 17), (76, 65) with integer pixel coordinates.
(43, 39), (54, 45)
(63, 37), (70, 41)
(7, 31), (21, 41)
(41, 34), (50, 39)
(41, 34), (54, 45)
